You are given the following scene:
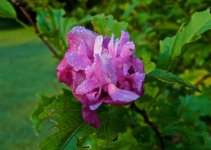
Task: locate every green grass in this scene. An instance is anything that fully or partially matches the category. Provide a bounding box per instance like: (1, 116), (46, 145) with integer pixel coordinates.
(0, 28), (36, 46)
(0, 28), (62, 149)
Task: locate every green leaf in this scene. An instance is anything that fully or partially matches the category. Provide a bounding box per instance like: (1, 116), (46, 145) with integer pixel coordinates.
(158, 9), (211, 69)
(36, 9), (78, 54)
(148, 68), (200, 92)
(178, 95), (211, 118)
(31, 95), (54, 131)
(96, 106), (130, 140)
(33, 89), (130, 149)
(84, 129), (143, 150)
(91, 14), (128, 37)
(0, 0), (16, 18)
(39, 91), (83, 129)
(38, 90), (87, 150)
(39, 129), (78, 150)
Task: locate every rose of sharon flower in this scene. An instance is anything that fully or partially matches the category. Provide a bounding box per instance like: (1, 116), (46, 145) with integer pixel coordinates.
(57, 26), (145, 128)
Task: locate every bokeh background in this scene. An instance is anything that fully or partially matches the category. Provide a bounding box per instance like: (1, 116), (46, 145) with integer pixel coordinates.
(0, 21), (62, 149)
(0, 0), (211, 149)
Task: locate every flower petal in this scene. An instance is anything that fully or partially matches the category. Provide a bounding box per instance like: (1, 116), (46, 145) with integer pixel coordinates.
(103, 97), (113, 104)
(119, 31), (130, 44)
(86, 87), (102, 102)
(132, 57), (144, 73)
(66, 52), (91, 71)
(115, 31), (131, 57)
(94, 35), (103, 56)
(102, 37), (110, 50)
(57, 57), (73, 87)
(89, 100), (103, 110)
(101, 54), (117, 83)
(108, 34), (116, 57)
(123, 64), (130, 76)
(76, 78), (99, 95)
(85, 66), (93, 79)
(57, 26), (146, 129)
(120, 42), (135, 57)
(82, 106), (100, 128)
(92, 54), (117, 84)
(92, 55), (110, 84)
(72, 70), (86, 89)
(127, 72), (145, 95)
(108, 83), (140, 104)
(68, 26), (97, 58)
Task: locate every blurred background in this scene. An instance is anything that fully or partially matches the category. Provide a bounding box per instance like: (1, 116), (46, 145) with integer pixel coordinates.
(0, 19), (62, 149)
(0, 0), (211, 149)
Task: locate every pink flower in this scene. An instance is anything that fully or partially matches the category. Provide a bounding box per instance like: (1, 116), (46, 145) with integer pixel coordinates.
(57, 26), (145, 128)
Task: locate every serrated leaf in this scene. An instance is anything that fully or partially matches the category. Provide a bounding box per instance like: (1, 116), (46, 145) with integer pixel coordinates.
(158, 9), (211, 69)
(39, 123), (88, 150)
(84, 129), (142, 150)
(148, 68), (200, 92)
(178, 95), (211, 118)
(96, 106), (130, 140)
(39, 93), (83, 129)
(31, 95), (54, 131)
(91, 14), (128, 37)
(39, 129), (77, 150)
(35, 89), (130, 150)
(0, 0), (16, 18)
(38, 90), (87, 150)
(36, 9), (78, 54)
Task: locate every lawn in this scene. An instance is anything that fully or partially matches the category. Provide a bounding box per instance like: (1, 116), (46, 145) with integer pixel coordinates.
(0, 28), (62, 149)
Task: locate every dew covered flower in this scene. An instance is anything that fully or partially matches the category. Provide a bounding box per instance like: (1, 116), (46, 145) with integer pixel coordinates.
(57, 26), (145, 128)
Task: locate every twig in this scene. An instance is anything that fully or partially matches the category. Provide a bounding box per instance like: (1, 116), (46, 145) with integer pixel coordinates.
(12, 0), (60, 59)
(131, 103), (165, 150)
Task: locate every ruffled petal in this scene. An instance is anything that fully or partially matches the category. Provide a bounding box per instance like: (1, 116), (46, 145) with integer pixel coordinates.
(123, 64), (130, 76)
(86, 87), (102, 102)
(119, 31), (130, 44)
(85, 66), (93, 79)
(115, 57), (130, 81)
(103, 98), (113, 104)
(108, 83), (140, 104)
(120, 42), (135, 57)
(67, 38), (86, 55)
(127, 72), (145, 95)
(108, 34), (116, 57)
(92, 54), (110, 84)
(89, 100), (103, 110)
(101, 54), (117, 83)
(115, 31), (131, 57)
(92, 54), (117, 84)
(94, 35), (103, 56)
(132, 57), (144, 73)
(82, 106), (100, 128)
(57, 26), (146, 128)
(66, 52), (91, 71)
(72, 70), (86, 90)
(57, 57), (73, 87)
(76, 78), (99, 95)
(119, 80), (131, 91)
(102, 37), (110, 50)
(71, 71), (89, 105)
(67, 26), (97, 59)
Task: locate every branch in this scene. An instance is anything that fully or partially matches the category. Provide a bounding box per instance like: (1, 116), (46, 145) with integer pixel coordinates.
(131, 103), (165, 150)
(12, 0), (60, 59)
